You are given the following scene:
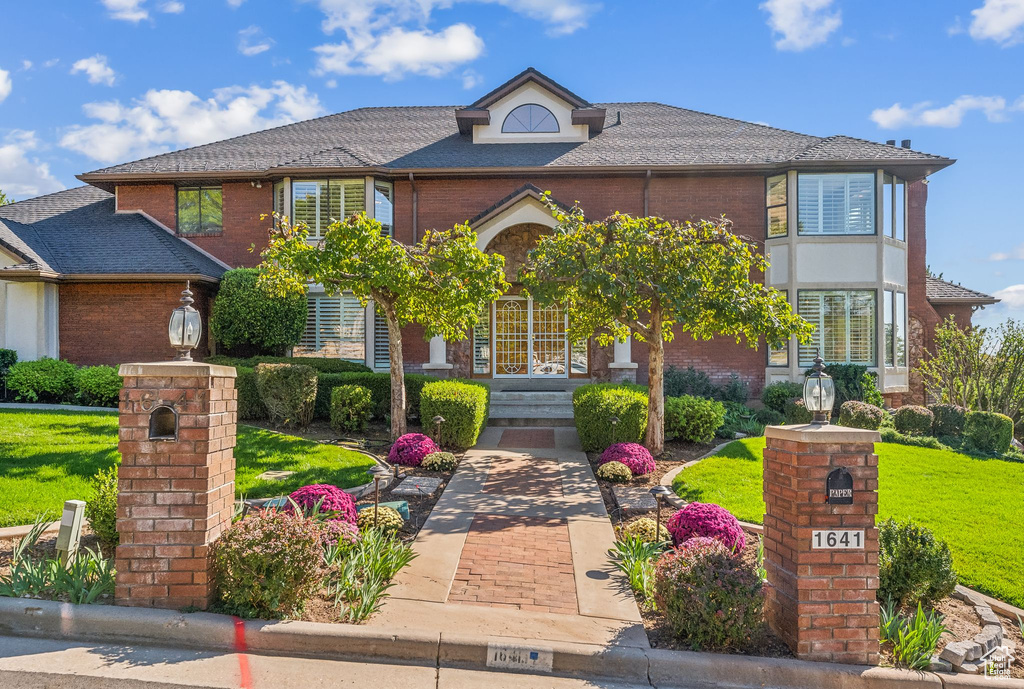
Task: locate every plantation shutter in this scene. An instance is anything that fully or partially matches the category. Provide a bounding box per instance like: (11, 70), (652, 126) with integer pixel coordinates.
(473, 305), (490, 375)
(373, 307), (390, 369)
(291, 180), (367, 239)
(798, 290), (876, 366)
(798, 174), (874, 235)
(298, 294), (366, 361)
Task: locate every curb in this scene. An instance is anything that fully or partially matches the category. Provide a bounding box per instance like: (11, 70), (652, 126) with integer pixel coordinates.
(0, 522), (60, 540)
(3, 598), (1022, 688)
(658, 440), (732, 487)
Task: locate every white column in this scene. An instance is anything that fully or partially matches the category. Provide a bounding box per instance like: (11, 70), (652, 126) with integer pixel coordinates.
(608, 334), (637, 370)
(422, 335), (453, 371)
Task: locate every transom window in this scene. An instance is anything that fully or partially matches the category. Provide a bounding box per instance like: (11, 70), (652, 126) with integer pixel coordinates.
(501, 104), (559, 133)
(798, 290), (877, 367)
(797, 173), (875, 235)
(176, 186), (223, 235)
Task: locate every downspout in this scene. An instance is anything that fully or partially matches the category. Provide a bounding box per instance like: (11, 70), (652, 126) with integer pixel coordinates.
(409, 172), (418, 243)
(643, 169), (651, 216)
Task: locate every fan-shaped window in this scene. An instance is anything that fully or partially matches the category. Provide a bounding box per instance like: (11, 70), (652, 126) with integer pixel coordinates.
(501, 104), (559, 133)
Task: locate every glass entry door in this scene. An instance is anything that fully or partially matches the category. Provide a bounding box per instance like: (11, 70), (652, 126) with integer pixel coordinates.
(492, 297), (568, 378)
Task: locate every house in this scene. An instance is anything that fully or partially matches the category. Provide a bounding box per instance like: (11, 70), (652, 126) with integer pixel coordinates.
(0, 68), (998, 405)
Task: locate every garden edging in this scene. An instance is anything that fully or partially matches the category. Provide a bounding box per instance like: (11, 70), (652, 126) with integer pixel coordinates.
(2, 598), (1021, 688)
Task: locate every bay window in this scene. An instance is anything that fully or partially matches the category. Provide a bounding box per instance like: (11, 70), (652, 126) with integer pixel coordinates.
(883, 290), (907, 367)
(296, 293), (366, 361)
(291, 180), (366, 239)
(374, 182), (394, 237)
(882, 175), (906, 241)
(768, 290), (789, 366)
(798, 290), (876, 367)
(766, 174), (788, 238)
(797, 173), (875, 235)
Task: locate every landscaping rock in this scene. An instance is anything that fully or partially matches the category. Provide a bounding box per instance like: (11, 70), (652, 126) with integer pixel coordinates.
(611, 486), (657, 512)
(976, 605), (1002, 628)
(940, 640), (975, 666)
(973, 624), (1003, 655)
(391, 476), (443, 497)
(954, 660), (983, 675)
(929, 656), (953, 673)
(255, 470), (296, 482)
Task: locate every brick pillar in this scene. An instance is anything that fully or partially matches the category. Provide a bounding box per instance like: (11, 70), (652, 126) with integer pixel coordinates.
(115, 362), (237, 610)
(763, 424), (881, 665)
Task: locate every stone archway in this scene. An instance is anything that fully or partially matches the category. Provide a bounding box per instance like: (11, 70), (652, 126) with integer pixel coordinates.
(484, 222), (550, 282)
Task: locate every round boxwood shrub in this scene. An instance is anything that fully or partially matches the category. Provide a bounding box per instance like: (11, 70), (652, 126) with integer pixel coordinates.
(419, 379), (489, 450)
(286, 484), (357, 525)
(599, 442), (656, 476)
(929, 403), (967, 437)
(653, 537), (764, 650)
(893, 405), (934, 436)
(664, 395), (726, 444)
(596, 461), (633, 482)
(76, 365), (122, 407)
(572, 383), (647, 452)
(209, 268), (307, 355)
(964, 410), (1014, 454)
(783, 397), (812, 425)
(754, 408), (785, 426)
(388, 433), (439, 467)
(211, 510), (326, 618)
(622, 517), (670, 543)
(878, 517), (958, 608)
(6, 357), (78, 403)
(255, 363), (317, 429)
(421, 451), (458, 472)
(761, 381), (803, 415)
(86, 465), (119, 550)
(666, 502), (746, 553)
(838, 400), (885, 430)
(357, 505), (404, 535)
(329, 384), (373, 433)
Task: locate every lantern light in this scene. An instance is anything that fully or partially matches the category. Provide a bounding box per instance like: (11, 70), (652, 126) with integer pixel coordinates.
(168, 281), (202, 361)
(803, 352), (835, 425)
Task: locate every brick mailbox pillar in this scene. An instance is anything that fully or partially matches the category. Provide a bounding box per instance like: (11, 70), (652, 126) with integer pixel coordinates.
(115, 361), (237, 610)
(763, 424), (882, 665)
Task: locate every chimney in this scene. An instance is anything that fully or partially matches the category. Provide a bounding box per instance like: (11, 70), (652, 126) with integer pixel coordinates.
(901, 139), (911, 149)
(886, 139), (896, 146)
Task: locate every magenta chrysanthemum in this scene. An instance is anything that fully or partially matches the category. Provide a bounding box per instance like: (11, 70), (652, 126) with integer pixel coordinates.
(388, 433), (439, 467)
(666, 502), (746, 553)
(599, 442), (656, 476)
(286, 484), (357, 525)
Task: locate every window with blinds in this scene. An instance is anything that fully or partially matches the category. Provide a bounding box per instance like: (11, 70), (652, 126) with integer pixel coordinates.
(295, 294), (366, 362)
(291, 180), (366, 239)
(473, 306), (490, 375)
(766, 174), (788, 238)
(797, 173), (875, 235)
(768, 290), (790, 366)
(373, 308), (390, 369)
(374, 182), (394, 237)
(884, 290), (907, 367)
(798, 290), (876, 367)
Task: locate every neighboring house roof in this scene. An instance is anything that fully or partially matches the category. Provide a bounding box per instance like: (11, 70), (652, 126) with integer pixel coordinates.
(0, 186), (227, 282)
(925, 276), (999, 305)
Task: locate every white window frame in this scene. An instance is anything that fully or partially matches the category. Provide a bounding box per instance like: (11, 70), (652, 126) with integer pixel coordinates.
(797, 172), (876, 236)
(798, 289), (877, 367)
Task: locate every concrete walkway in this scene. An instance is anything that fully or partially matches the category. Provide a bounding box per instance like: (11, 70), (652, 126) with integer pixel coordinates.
(370, 427), (647, 649)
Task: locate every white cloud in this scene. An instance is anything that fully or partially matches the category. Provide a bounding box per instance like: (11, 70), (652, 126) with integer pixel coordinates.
(0, 69), (10, 104)
(0, 130), (64, 198)
(160, 1), (185, 12)
(993, 284), (1024, 309)
(238, 26), (274, 56)
(461, 69), (483, 90)
(315, 23), (484, 79)
(870, 95), (1022, 128)
(102, 0), (149, 22)
(227, 0), (246, 5)
(60, 81), (324, 163)
(43, 58), (60, 68)
(760, 0), (841, 51)
(989, 243), (1024, 261)
(969, 0), (1024, 45)
(482, 0), (596, 36)
(71, 55), (117, 86)
(21, 60), (33, 70)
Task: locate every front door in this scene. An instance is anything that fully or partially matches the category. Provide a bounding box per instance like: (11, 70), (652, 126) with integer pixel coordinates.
(492, 297), (568, 378)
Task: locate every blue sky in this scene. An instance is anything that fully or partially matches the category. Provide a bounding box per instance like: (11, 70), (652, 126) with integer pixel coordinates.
(1, 0), (1022, 326)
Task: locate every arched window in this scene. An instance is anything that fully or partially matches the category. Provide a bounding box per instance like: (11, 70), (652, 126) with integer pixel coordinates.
(501, 104), (559, 133)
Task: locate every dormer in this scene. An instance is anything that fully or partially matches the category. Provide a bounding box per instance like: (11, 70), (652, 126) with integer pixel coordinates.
(455, 67), (606, 144)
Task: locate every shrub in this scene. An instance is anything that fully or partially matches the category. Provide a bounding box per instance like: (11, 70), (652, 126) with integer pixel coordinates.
(255, 363), (317, 429)
(421, 451), (458, 472)
(321, 520), (360, 548)
(596, 461), (633, 482)
(0, 348), (17, 397)
(6, 358), (78, 403)
(208, 269), (307, 355)
(599, 442), (656, 476)
(653, 537), (764, 649)
(211, 510), (326, 618)
(806, 363), (869, 409)
(665, 395), (725, 444)
(929, 403), (967, 437)
(761, 381), (803, 414)
(666, 502), (746, 553)
(878, 518), (958, 608)
(838, 401), (885, 430)
(893, 405), (934, 436)
(388, 433), (439, 467)
(573, 383), (647, 452)
(207, 355), (371, 375)
(357, 505), (404, 535)
(329, 384), (373, 433)
(754, 408), (785, 426)
(86, 466), (119, 549)
(76, 365), (122, 407)
(286, 484), (357, 525)
(664, 366), (718, 399)
(784, 397), (812, 424)
(420, 379), (489, 450)
(880, 428), (946, 450)
(719, 375), (750, 404)
(964, 410), (1014, 454)
(234, 366), (267, 420)
(313, 371), (436, 421)
(622, 517), (670, 543)
(860, 371), (885, 408)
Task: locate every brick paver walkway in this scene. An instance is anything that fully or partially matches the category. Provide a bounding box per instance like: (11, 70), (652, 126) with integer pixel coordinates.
(497, 428), (556, 448)
(482, 454), (563, 497)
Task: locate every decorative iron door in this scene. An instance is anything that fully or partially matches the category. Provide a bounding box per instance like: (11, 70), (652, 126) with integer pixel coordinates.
(532, 301), (567, 377)
(491, 297), (568, 378)
(493, 298), (530, 376)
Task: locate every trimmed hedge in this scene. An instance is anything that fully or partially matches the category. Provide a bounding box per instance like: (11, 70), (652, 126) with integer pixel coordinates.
(255, 363), (317, 429)
(664, 395), (726, 444)
(419, 379), (489, 450)
(893, 405), (934, 436)
(838, 401), (885, 430)
(964, 411), (1014, 454)
(761, 381), (803, 415)
(929, 403), (967, 437)
(329, 384), (373, 433)
(208, 268), (307, 354)
(235, 366), (268, 420)
(75, 365), (122, 407)
(573, 383), (648, 452)
(6, 358), (78, 403)
(0, 348), (16, 397)
(206, 355), (370, 374)
(783, 397), (812, 424)
(314, 371), (437, 421)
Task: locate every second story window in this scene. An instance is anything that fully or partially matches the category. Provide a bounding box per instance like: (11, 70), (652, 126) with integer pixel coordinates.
(766, 174), (788, 238)
(292, 180), (365, 240)
(177, 186), (223, 235)
(374, 182), (393, 237)
(883, 175), (906, 241)
(797, 173), (874, 236)
(501, 104), (559, 133)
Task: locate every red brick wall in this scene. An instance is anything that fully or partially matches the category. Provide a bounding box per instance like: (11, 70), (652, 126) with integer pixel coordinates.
(649, 174), (766, 248)
(59, 282), (213, 366)
(117, 184), (177, 229)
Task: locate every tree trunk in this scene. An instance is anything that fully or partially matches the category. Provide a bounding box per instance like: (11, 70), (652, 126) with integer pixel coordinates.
(644, 303), (665, 455)
(383, 302), (407, 441)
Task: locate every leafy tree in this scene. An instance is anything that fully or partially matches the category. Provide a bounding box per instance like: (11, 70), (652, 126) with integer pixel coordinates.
(258, 213), (508, 439)
(521, 201), (811, 453)
(210, 268), (307, 356)
(0, 189), (12, 206)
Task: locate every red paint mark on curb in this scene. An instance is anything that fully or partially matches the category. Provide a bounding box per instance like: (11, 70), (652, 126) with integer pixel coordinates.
(233, 617), (253, 689)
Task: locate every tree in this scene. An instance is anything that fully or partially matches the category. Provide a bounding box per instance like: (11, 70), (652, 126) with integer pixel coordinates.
(0, 189), (12, 206)
(521, 201), (811, 453)
(210, 268), (308, 356)
(258, 213), (508, 440)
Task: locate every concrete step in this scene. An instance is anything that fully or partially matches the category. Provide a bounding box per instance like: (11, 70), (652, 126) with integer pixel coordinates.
(489, 404), (574, 418)
(488, 416), (576, 427)
(491, 391), (573, 404)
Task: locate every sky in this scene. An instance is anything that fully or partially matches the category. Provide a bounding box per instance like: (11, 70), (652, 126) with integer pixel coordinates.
(0, 0), (1022, 327)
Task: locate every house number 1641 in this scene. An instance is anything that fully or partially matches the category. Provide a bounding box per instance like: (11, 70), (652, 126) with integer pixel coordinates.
(811, 529), (864, 549)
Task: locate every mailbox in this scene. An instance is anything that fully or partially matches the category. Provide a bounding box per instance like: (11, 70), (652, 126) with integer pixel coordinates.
(149, 405), (178, 441)
(825, 467), (854, 505)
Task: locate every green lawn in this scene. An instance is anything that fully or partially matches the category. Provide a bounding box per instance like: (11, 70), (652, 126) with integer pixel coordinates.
(0, 409), (375, 528)
(673, 437), (1024, 608)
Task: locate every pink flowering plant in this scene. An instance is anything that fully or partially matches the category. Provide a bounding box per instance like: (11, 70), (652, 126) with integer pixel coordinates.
(286, 484), (357, 525)
(666, 502), (746, 553)
(599, 442), (656, 476)
(388, 433), (439, 467)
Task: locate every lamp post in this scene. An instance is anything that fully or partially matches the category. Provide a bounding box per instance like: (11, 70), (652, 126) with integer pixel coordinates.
(803, 352), (836, 425)
(168, 282), (202, 361)
(649, 485), (672, 541)
(368, 464), (390, 527)
(432, 415), (445, 444)
(610, 416), (619, 445)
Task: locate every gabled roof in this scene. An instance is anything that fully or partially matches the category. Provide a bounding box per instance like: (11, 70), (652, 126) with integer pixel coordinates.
(467, 183), (571, 227)
(467, 67), (592, 110)
(0, 186), (227, 282)
(926, 276), (998, 305)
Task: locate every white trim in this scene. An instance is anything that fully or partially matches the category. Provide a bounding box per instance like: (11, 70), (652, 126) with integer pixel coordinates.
(474, 196), (558, 250)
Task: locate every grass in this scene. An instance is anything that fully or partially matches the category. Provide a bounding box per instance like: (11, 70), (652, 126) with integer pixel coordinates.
(0, 409), (375, 528)
(673, 437), (1024, 608)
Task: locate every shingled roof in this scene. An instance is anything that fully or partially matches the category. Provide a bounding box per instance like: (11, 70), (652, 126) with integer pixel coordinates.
(0, 186), (227, 281)
(926, 276), (999, 305)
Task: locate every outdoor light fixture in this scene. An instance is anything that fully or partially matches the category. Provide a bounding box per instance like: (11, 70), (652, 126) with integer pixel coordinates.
(649, 485), (672, 540)
(368, 464), (390, 527)
(432, 415), (445, 443)
(803, 352), (835, 425)
(610, 416), (619, 444)
(168, 282), (202, 361)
